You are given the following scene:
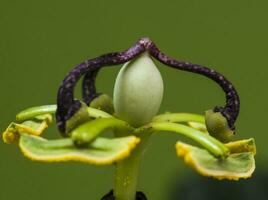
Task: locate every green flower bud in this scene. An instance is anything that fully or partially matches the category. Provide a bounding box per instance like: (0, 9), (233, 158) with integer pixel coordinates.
(113, 52), (164, 127)
(205, 109), (234, 143)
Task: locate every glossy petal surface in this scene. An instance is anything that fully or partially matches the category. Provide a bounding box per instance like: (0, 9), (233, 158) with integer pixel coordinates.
(19, 134), (140, 165)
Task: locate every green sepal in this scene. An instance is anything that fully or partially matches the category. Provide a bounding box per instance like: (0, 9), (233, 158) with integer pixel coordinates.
(90, 94), (114, 114)
(205, 109), (234, 142)
(19, 134), (140, 165)
(2, 114), (52, 144)
(176, 141), (255, 180)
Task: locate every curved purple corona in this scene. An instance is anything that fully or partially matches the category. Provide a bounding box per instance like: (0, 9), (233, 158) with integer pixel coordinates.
(146, 41), (239, 130)
(79, 38), (155, 110)
(56, 37), (239, 133)
(56, 39), (147, 133)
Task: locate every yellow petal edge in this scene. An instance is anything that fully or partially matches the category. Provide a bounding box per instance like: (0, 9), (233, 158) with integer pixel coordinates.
(19, 134), (140, 165)
(2, 114), (52, 144)
(176, 141), (255, 181)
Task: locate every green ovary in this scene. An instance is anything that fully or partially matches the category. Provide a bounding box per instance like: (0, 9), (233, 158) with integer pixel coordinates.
(113, 52), (164, 127)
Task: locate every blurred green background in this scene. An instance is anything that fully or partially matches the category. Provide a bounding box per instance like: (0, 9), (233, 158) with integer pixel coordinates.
(1, 0), (267, 199)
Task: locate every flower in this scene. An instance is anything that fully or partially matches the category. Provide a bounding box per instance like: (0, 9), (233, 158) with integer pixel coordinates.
(2, 38), (256, 200)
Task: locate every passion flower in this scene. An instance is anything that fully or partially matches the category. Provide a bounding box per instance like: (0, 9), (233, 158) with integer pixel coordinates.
(2, 38), (255, 200)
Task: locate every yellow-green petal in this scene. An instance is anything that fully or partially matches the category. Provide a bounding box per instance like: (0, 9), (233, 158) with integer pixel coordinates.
(225, 138), (256, 155)
(176, 142), (255, 180)
(19, 134), (140, 165)
(2, 114), (52, 144)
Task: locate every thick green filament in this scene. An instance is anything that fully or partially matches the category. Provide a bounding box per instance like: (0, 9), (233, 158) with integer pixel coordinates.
(87, 107), (113, 118)
(16, 105), (57, 122)
(71, 118), (134, 145)
(16, 105), (112, 122)
(151, 122), (229, 157)
(153, 113), (205, 124)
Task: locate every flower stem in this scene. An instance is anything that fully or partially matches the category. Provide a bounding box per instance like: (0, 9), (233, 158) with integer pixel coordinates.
(114, 132), (151, 200)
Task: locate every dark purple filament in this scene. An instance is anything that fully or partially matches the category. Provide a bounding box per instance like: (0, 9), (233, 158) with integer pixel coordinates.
(147, 41), (240, 130)
(56, 42), (146, 133)
(56, 37), (239, 133)
(82, 69), (100, 105)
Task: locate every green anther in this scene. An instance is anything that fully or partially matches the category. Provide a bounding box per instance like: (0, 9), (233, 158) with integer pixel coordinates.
(71, 118), (134, 146)
(205, 110), (234, 143)
(65, 101), (91, 135)
(90, 94), (115, 114)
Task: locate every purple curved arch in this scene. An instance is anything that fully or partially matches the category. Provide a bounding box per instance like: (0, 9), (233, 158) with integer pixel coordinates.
(57, 37), (239, 133)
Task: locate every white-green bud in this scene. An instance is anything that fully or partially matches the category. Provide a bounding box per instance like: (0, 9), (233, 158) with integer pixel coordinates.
(113, 52), (164, 127)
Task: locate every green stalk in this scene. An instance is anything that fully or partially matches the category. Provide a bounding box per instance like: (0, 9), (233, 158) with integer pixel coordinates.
(16, 105), (112, 122)
(151, 122), (229, 157)
(16, 105), (57, 121)
(114, 132), (151, 200)
(71, 118), (134, 146)
(153, 113), (205, 123)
